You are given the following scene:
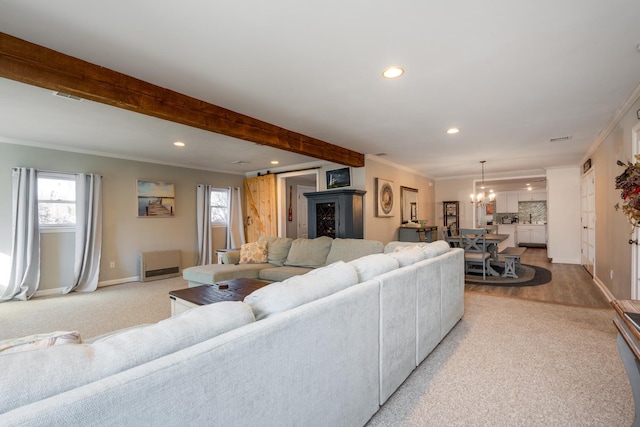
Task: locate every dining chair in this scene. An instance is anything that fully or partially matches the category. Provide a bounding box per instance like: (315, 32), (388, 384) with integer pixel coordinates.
(459, 228), (491, 280)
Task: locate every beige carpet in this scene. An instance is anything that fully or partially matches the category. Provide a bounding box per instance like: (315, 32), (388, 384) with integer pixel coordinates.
(367, 292), (634, 426)
(0, 277), (188, 341)
(0, 279), (635, 425)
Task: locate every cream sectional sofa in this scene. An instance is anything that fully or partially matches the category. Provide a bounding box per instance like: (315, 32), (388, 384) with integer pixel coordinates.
(183, 236), (385, 286)
(0, 241), (464, 426)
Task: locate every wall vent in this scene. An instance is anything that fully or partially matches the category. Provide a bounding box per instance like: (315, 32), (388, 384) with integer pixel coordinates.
(549, 135), (572, 142)
(139, 250), (181, 282)
(53, 91), (83, 101)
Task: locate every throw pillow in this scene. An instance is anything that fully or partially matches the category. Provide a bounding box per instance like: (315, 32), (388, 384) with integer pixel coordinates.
(239, 241), (268, 264)
(388, 247), (427, 267)
(0, 331), (82, 354)
(284, 236), (333, 268)
(259, 236), (293, 266)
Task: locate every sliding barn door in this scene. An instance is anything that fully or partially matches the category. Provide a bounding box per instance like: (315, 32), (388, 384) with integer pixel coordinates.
(244, 174), (277, 242)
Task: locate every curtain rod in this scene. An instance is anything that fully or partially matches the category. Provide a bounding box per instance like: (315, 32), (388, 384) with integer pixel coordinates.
(12, 167), (102, 178)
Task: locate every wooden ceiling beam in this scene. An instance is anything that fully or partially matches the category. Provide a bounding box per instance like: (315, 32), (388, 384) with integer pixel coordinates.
(0, 32), (364, 168)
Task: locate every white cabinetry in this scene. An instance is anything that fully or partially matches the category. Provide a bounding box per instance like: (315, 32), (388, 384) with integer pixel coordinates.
(532, 191), (547, 201)
(531, 227), (546, 244)
(518, 191), (547, 201)
(516, 225), (546, 245)
(496, 193), (519, 213)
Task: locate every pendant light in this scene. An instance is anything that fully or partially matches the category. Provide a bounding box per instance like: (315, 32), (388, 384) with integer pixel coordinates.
(470, 160), (495, 206)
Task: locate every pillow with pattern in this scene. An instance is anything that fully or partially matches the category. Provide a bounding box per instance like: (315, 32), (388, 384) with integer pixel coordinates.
(239, 241), (268, 264)
(0, 331), (82, 354)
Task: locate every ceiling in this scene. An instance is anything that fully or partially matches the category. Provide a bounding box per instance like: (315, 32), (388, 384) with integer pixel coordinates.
(1, 1), (640, 181)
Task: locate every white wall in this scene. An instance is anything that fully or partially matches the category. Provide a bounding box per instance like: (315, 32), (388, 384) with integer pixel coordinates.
(546, 167), (581, 264)
(590, 95), (640, 299)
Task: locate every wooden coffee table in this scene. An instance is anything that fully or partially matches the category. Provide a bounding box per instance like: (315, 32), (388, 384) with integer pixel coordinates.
(169, 278), (269, 316)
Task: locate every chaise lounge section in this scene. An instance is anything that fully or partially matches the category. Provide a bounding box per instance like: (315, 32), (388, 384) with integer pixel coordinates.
(182, 236), (385, 286)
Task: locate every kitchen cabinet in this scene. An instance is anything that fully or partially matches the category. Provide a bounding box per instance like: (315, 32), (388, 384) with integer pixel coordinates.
(518, 191), (547, 201)
(496, 193), (518, 213)
(531, 227), (546, 244)
(516, 225), (546, 245)
(305, 189), (365, 239)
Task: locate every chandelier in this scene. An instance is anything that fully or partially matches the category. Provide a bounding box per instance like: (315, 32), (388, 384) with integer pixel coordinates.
(470, 160), (495, 206)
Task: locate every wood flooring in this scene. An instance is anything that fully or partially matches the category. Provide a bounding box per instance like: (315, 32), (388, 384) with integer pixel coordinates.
(465, 247), (611, 308)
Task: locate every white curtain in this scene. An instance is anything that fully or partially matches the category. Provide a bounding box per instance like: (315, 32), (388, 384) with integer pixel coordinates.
(2, 168), (40, 301)
(64, 174), (103, 293)
(196, 184), (212, 265)
(227, 186), (246, 249)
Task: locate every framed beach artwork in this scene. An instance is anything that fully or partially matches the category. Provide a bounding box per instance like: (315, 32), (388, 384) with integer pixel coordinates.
(326, 167), (351, 189)
(137, 180), (175, 217)
(376, 178), (394, 217)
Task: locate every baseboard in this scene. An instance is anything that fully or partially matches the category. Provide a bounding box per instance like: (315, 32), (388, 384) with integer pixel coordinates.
(550, 257), (581, 264)
(33, 276), (141, 298)
(98, 276), (141, 287)
(33, 288), (64, 298)
(593, 276), (615, 302)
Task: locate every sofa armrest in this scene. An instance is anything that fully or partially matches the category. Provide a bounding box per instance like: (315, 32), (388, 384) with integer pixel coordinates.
(222, 250), (241, 265)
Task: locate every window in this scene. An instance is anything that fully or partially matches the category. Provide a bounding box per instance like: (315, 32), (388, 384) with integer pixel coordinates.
(38, 173), (76, 227)
(210, 188), (229, 225)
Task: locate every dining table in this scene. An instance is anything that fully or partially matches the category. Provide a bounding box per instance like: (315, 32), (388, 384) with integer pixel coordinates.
(446, 233), (509, 276)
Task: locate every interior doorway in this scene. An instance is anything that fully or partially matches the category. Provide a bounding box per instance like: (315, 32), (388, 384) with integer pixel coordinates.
(276, 170), (318, 238)
(297, 185), (315, 238)
(580, 167), (595, 277)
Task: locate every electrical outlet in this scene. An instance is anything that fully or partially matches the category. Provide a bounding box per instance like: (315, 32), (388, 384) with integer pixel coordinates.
(110, 261), (115, 269)
(610, 269), (614, 280)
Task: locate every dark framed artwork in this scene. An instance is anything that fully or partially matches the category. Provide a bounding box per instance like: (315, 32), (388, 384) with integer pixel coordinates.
(376, 178), (394, 217)
(137, 179), (175, 217)
(326, 167), (351, 189)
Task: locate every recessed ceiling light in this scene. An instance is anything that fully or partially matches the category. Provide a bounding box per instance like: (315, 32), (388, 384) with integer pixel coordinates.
(173, 141), (185, 147)
(382, 66), (404, 79)
(447, 128), (460, 134)
(270, 160), (279, 165)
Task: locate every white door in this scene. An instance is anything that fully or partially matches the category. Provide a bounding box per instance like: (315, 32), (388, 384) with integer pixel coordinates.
(581, 168), (595, 276)
(633, 123), (640, 298)
(297, 185), (315, 238)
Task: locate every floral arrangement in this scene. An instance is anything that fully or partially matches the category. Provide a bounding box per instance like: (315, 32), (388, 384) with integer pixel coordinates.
(615, 155), (640, 228)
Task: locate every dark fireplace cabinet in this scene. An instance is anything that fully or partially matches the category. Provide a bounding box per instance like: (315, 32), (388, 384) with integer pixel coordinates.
(304, 189), (366, 239)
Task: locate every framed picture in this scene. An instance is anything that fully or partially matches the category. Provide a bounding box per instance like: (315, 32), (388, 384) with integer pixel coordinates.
(326, 167), (351, 189)
(376, 178), (394, 217)
(137, 180), (175, 217)
(485, 203), (494, 215)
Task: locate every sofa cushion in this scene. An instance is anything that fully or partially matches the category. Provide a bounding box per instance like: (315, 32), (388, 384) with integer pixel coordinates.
(259, 236), (293, 266)
(348, 253), (399, 282)
(284, 236), (333, 268)
(387, 247), (427, 267)
(258, 266), (314, 282)
(0, 331), (82, 354)
(239, 241), (268, 264)
(324, 238), (384, 265)
(384, 241), (427, 254)
(184, 263), (276, 286)
(0, 301), (256, 414)
(244, 261), (359, 320)
(421, 240), (451, 258)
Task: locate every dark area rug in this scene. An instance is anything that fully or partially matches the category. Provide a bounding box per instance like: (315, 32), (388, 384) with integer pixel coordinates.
(465, 264), (552, 286)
